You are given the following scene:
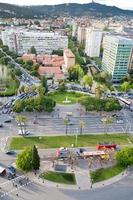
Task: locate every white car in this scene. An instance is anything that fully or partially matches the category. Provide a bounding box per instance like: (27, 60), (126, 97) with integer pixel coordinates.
(116, 120), (123, 124)
(18, 130), (31, 135)
(17, 122), (25, 126)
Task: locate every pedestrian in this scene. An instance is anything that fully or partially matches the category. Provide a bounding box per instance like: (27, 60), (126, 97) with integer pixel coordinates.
(16, 193), (18, 196)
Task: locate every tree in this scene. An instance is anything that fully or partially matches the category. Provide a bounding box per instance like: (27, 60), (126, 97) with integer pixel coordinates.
(0, 39), (3, 47)
(15, 115), (27, 135)
(52, 49), (63, 56)
(58, 80), (66, 92)
(82, 75), (93, 89)
(29, 46), (37, 54)
(103, 116), (113, 134)
(95, 84), (104, 99)
(64, 119), (69, 136)
(121, 81), (131, 92)
(16, 147), (33, 172)
(79, 120), (85, 135)
(32, 145), (40, 170)
(68, 64), (84, 81)
(26, 60), (33, 66)
(41, 76), (48, 93)
(37, 85), (45, 96)
(13, 100), (24, 113)
(19, 85), (25, 93)
(116, 147), (133, 167)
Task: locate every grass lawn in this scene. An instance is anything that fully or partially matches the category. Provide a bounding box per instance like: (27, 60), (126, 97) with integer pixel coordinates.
(47, 91), (87, 104)
(90, 164), (125, 183)
(40, 171), (76, 185)
(10, 134), (133, 150)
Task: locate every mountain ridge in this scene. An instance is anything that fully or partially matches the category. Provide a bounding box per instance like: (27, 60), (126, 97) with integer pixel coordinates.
(0, 2), (133, 18)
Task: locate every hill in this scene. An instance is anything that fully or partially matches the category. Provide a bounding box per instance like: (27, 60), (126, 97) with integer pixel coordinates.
(0, 2), (133, 18)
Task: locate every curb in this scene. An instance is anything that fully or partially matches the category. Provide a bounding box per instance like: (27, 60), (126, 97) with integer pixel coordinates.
(92, 169), (128, 189)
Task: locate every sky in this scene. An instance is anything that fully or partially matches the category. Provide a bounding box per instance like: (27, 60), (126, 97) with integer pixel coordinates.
(0, 0), (133, 10)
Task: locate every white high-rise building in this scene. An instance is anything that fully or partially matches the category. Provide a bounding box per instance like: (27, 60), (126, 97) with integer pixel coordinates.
(85, 28), (103, 57)
(77, 25), (86, 44)
(102, 35), (133, 82)
(72, 22), (78, 38)
(1, 29), (68, 55)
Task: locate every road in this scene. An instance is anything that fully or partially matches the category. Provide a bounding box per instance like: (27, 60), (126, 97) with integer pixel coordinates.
(0, 48), (40, 86)
(1, 170), (133, 200)
(0, 104), (133, 137)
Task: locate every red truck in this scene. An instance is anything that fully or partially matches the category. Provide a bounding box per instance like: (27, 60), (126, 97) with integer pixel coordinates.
(96, 143), (117, 150)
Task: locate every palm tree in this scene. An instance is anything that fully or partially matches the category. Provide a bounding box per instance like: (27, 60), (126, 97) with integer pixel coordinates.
(67, 151), (78, 169)
(16, 115), (27, 136)
(103, 116), (113, 135)
(79, 120), (85, 135)
(64, 119), (69, 136)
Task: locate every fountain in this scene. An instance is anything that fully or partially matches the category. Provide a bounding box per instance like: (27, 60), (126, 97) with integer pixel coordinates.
(63, 96), (71, 104)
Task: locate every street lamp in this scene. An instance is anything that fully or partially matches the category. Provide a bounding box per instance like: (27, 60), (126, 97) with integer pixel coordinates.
(75, 128), (78, 147)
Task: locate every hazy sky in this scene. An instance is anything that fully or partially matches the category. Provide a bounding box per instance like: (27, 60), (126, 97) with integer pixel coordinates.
(0, 0), (133, 10)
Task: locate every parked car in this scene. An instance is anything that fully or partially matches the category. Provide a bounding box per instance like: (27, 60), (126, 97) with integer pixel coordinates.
(5, 150), (16, 155)
(0, 123), (3, 127)
(18, 130), (31, 135)
(4, 119), (12, 123)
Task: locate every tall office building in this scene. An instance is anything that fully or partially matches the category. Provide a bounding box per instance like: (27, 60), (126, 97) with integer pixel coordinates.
(1, 29), (68, 55)
(102, 35), (133, 82)
(85, 28), (102, 57)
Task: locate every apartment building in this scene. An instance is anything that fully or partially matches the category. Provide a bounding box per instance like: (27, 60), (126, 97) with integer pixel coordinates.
(102, 35), (133, 82)
(77, 25), (86, 44)
(1, 29), (68, 55)
(129, 48), (133, 73)
(85, 28), (103, 57)
(63, 48), (75, 71)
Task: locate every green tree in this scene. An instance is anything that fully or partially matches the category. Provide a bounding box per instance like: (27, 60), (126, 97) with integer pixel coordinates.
(26, 60), (33, 66)
(116, 147), (133, 167)
(121, 81), (131, 92)
(13, 100), (24, 113)
(0, 39), (3, 47)
(82, 75), (93, 89)
(52, 49), (63, 56)
(32, 145), (40, 170)
(16, 147), (32, 172)
(29, 46), (37, 54)
(41, 76), (48, 93)
(19, 85), (25, 93)
(95, 84), (104, 99)
(37, 85), (45, 96)
(68, 64), (84, 81)
(58, 80), (66, 92)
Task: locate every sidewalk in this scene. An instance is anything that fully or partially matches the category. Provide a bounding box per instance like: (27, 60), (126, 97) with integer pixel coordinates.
(29, 168), (129, 191)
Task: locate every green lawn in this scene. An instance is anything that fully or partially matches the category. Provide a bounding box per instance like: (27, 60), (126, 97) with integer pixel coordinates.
(40, 171), (76, 185)
(90, 164), (125, 183)
(47, 91), (87, 104)
(10, 134), (133, 150)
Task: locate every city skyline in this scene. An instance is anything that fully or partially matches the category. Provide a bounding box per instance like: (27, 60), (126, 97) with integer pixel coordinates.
(0, 0), (133, 10)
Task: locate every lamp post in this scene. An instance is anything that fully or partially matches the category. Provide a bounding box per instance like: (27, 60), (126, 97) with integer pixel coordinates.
(75, 128), (78, 147)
